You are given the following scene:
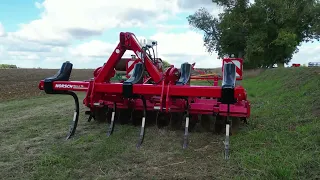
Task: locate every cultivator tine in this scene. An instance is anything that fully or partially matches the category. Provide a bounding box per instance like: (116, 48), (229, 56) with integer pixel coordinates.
(224, 104), (231, 160)
(106, 103), (116, 137)
(224, 123), (230, 160)
(136, 97), (147, 148)
(65, 91), (80, 140)
(182, 99), (190, 149)
(183, 114), (189, 149)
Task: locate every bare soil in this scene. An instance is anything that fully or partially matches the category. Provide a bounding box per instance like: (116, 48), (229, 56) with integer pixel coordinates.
(0, 69), (94, 101)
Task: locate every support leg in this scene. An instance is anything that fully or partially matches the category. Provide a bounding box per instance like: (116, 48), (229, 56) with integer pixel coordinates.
(106, 103), (116, 137)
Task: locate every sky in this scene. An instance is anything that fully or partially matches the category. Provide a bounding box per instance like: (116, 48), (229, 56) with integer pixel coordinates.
(0, 0), (319, 69)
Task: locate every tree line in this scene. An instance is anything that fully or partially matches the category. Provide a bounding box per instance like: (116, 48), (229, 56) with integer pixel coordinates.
(187, 0), (320, 69)
(0, 64), (17, 69)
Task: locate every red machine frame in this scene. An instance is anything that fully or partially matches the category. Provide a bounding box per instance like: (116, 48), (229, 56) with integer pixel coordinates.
(38, 32), (250, 159)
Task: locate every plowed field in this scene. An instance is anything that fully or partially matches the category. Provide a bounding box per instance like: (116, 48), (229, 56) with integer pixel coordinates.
(0, 69), (94, 101)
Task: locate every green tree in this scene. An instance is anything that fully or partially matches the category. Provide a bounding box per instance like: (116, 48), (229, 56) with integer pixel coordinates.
(187, 0), (320, 69)
(162, 60), (171, 69)
(0, 64), (17, 69)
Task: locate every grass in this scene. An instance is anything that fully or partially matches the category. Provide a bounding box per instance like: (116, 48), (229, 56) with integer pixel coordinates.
(231, 67), (320, 179)
(0, 67), (319, 179)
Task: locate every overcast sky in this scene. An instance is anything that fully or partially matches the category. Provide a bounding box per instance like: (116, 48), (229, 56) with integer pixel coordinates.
(0, 0), (319, 69)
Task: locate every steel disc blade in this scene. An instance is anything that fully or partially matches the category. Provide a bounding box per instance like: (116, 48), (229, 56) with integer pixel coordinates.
(200, 114), (212, 132)
(94, 106), (109, 123)
(156, 112), (170, 129)
(214, 115), (225, 134)
(169, 112), (184, 130)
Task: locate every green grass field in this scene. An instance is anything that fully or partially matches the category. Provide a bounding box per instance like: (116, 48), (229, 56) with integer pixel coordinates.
(0, 67), (319, 179)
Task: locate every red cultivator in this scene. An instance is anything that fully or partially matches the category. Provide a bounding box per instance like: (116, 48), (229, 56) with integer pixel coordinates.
(38, 32), (250, 159)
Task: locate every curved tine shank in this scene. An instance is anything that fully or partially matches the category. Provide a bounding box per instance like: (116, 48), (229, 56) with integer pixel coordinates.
(106, 103), (117, 137)
(136, 97), (147, 148)
(65, 91), (80, 140)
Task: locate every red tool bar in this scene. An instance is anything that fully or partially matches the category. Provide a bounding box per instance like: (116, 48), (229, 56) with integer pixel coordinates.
(39, 80), (245, 98)
(94, 83), (245, 98)
(38, 80), (89, 91)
